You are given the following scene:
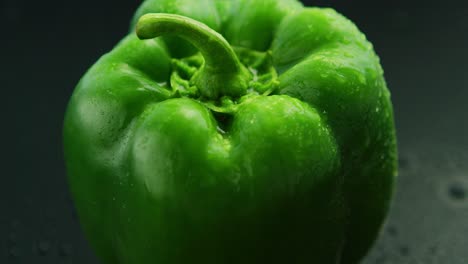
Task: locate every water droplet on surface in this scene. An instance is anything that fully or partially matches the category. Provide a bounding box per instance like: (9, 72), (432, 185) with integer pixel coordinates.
(37, 240), (50, 256)
(438, 176), (468, 208)
(448, 183), (466, 200)
(399, 245), (410, 256)
(343, 51), (353, 58)
(358, 74), (367, 85)
(398, 156), (409, 169)
(428, 245), (438, 255)
(386, 225), (398, 236)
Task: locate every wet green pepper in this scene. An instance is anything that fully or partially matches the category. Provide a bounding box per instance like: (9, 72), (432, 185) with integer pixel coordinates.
(63, 0), (398, 263)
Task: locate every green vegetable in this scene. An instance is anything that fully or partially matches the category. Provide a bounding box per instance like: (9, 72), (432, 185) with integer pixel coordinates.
(63, 0), (398, 263)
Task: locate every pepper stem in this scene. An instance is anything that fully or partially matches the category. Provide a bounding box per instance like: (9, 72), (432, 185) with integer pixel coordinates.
(136, 13), (250, 99)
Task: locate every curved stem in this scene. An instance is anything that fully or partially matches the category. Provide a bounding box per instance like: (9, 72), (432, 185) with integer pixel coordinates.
(136, 13), (250, 99)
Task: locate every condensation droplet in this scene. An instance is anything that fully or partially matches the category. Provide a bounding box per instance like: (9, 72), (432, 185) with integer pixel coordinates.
(386, 225), (398, 237)
(343, 51), (353, 58)
(448, 183), (466, 200)
(428, 245), (438, 256)
(399, 245), (410, 256)
(342, 38), (351, 45)
(358, 74), (366, 85)
(398, 156), (409, 170)
(37, 240), (50, 256)
(438, 176), (468, 208)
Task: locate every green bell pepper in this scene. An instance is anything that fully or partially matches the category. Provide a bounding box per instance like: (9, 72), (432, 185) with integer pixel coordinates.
(63, 0), (398, 263)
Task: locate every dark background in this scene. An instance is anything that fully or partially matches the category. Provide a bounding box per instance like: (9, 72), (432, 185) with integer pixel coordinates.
(2, 0), (467, 263)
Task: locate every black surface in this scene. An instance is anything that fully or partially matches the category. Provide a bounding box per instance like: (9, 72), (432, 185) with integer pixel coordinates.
(2, 0), (467, 263)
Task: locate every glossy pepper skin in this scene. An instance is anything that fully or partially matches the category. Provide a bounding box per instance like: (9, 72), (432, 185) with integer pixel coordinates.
(63, 0), (398, 263)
